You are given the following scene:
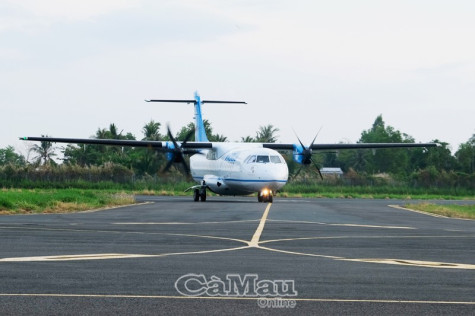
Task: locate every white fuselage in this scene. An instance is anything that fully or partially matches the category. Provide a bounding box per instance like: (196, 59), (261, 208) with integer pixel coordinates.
(190, 143), (288, 195)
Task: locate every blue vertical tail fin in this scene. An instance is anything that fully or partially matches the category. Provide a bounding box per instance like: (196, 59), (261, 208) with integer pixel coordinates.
(193, 92), (209, 142)
(145, 92), (246, 143)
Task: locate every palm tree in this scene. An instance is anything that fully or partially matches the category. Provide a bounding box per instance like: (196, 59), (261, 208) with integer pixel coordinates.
(255, 124), (279, 143)
(30, 135), (57, 165)
(241, 136), (255, 142)
(209, 134), (227, 142)
(142, 120), (161, 141)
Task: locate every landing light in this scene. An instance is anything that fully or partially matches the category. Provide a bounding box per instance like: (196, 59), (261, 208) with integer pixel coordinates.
(261, 189), (272, 197)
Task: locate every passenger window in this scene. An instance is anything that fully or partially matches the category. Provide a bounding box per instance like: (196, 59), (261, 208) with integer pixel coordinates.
(270, 156), (282, 163)
(256, 155), (270, 163)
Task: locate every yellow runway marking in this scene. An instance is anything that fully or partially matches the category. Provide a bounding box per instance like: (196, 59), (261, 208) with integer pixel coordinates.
(248, 203), (272, 247)
(259, 235), (475, 244)
(0, 226), (250, 245)
(1, 202), (474, 270)
(113, 219), (259, 225)
(259, 246), (344, 259)
(0, 293), (473, 305)
(342, 258), (475, 269)
(389, 205), (450, 218)
(266, 219), (414, 229)
(266, 219), (326, 225)
(0, 246), (250, 262)
(0, 254), (157, 262)
(328, 223), (414, 229)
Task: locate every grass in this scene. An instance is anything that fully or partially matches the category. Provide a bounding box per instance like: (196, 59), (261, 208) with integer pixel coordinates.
(1, 182), (473, 215)
(280, 183), (475, 200)
(404, 203), (475, 219)
(0, 188), (134, 215)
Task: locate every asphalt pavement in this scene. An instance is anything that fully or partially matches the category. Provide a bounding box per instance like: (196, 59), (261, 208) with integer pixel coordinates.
(0, 196), (474, 315)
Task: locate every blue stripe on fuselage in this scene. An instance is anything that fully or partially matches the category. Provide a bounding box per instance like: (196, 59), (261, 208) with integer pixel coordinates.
(193, 177), (286, 183)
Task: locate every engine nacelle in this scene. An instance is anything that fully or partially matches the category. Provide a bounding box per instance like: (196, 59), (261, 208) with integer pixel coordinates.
(292, 144), (306, 165)
(165, 141), (177, 162)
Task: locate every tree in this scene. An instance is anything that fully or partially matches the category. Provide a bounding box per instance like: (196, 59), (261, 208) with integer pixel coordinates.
(358, 115), (412, 174)
(63, 123), (136, 167)
(426, 140), (457, 172)
(0, 146), (26, 166)
(63, 144), (96, 166)
(209, 134), (227, 142)
(241, 136), (255, 142)
(29, 135), (57, 165)
(133, 120), (164, 175)
(174, 120), (227, 142)
(142, 120), (162, 141)
(455, 134), (475, 174)
(255, 125), (279, 143)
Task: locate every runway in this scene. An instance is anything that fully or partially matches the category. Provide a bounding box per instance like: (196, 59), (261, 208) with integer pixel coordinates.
(0, 196), (474, 315)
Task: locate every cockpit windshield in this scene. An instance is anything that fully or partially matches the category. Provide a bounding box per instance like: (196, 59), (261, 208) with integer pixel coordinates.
(245, 155), (282, 164)
(256, 155), (269, 163)
(270, 155), (282, 163)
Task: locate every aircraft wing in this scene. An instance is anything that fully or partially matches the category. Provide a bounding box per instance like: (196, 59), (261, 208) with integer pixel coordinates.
(263, 142), (438, 150)
(19, 137), (213, 149)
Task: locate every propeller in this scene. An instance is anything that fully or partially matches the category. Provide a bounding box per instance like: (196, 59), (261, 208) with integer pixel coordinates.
(292, 128), (323, 180)
(162, 125), (202, 176)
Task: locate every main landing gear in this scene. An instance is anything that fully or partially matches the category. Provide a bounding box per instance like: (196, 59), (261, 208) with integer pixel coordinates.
(258, 189), (273, 203)
(193, 180), (207, 202)
(193, 188), (207, 202)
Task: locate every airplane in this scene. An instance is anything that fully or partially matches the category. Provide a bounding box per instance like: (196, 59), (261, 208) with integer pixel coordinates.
(20, 92), (437, 203)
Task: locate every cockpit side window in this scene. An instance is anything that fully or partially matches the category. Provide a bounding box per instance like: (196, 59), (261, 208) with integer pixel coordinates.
(270, 155), (282, 163)
(206, 150), (217, 160)
(256, 155), (270, 163)
(246, 155), (257, 163)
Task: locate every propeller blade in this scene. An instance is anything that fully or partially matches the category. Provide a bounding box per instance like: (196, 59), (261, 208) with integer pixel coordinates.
(310, 158), (323, 180)
(292, 128), (307, 150)
(167, 125), (179, 149)
(163, 125), (193, 176)
(182, 127), (195, 145)
(181, 158), (190, 175)
(163, 158), (175, 173)
(297, 136), (306, 150)
(291, 166), (303, 181)
(309, 127), (323, 148)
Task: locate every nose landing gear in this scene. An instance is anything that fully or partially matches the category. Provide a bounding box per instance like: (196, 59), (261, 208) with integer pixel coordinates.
(258, 189), (273, 203)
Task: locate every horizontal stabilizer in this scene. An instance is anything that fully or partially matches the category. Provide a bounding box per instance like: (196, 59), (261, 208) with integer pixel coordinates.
(145, 99), (246, 104)
(145, 99), (196, 103)
(202, 100), (247, 104)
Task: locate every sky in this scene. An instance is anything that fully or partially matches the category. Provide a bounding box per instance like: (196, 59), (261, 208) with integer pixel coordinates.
(1, 0), (474, 157)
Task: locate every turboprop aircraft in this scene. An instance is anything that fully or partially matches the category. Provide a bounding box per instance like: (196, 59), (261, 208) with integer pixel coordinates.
(20, 92), (437, 202)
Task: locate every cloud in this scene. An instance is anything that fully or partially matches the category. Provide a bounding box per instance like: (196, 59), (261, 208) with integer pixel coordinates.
(6, 0), (138, 21)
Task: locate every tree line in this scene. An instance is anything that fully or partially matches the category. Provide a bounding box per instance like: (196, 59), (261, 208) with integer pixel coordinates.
(0, 115), (474, 190)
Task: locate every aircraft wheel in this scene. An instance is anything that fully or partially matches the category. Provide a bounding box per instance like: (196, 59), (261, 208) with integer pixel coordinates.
(200, 191), (207, 202)
(258, 193), (263, 202)
(268, 195), (273, 203)
(193, 189), (200, 202)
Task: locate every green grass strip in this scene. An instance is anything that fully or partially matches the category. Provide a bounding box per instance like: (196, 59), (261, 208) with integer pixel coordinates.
(0, 189), (134, 214)
(405, 203), (475, 219)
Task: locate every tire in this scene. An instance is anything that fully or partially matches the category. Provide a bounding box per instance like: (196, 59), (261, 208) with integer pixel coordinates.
(268, 195), (273, 203)
(258, 193), (263, 202)
(200, 192), (207, 202)
(193, 189), (200, 202)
